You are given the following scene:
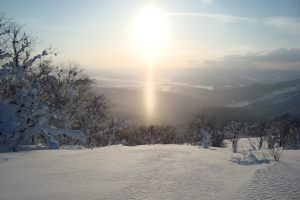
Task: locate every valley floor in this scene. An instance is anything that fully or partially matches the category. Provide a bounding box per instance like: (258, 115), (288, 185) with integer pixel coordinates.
(0, 144), (299, 200)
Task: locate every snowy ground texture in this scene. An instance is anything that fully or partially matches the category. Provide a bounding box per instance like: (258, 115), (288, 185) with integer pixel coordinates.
(0, 144), (300, 200)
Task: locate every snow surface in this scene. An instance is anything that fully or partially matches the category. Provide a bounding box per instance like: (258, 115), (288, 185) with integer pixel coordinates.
(0, 144), (299, 200)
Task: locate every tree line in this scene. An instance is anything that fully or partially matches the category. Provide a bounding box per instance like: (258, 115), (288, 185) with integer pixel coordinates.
(0, 14), (299, 156)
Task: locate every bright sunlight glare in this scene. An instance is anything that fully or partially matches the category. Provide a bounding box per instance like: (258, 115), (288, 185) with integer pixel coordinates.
(133, 6), (167, 59)
(133, 6), (167, 120)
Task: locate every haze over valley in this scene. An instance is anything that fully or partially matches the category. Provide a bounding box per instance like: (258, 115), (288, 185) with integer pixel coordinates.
(90, 67), (300, 126)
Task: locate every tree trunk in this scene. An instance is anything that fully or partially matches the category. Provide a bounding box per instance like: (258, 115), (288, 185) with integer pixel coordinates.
(232, 141), (237, 153)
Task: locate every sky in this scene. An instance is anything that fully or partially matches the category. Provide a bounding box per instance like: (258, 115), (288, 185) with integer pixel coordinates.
(1, 0), (300, 70)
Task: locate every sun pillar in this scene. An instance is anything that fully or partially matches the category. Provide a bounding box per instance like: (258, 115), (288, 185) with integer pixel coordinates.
(145, 56), (155, 120)
(133, 5), (167, 122)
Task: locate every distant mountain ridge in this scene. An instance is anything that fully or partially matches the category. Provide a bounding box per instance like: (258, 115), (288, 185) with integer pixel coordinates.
(92, 68), (300, 127)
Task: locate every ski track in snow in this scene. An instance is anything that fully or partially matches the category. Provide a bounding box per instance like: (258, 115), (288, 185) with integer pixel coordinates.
(0, 145), (299, 200)
(235, 161), (300, 200)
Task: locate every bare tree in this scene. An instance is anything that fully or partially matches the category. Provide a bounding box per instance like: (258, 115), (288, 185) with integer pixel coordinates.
(224, 121), (248, 153)
(246, 121), (268, 150)
(118, 124), (177, 146)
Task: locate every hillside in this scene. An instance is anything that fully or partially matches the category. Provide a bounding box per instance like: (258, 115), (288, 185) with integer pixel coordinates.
(94, 78), (300, 126)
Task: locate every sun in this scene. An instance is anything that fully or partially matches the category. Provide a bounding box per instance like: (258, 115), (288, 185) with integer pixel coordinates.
(133, 6), (167, 60)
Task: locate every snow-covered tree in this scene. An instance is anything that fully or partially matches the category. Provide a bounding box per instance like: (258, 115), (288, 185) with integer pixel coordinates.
(268, 114), (299, 149)
(100, 116), (131, 146)
(186, 112), (215, 145)
(261, 114), (300, 151)
(201, 128), (211, 149)
(0, 14), (88, 149)
(210, 129), (224, 147)
(36, 63), (115, 148)
(76, 94), (109, 148)
(288, 127), (300, 149)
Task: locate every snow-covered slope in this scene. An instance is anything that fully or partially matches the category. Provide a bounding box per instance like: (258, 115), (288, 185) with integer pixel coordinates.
(0, 144), (299, 200)
(235, 151), (300, 200)
(226, 85), (300, 108)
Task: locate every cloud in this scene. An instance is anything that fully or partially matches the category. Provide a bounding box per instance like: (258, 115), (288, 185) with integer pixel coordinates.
(166, 11), (300, 35)
(263, 17), (300, 35)
(205, 48), (300, 69)
(165, 12), (256, 23)
(226, 48), (300, 63)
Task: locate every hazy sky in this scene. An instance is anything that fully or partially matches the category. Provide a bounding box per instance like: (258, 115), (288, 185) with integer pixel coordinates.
(1, 0), (300, 70)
